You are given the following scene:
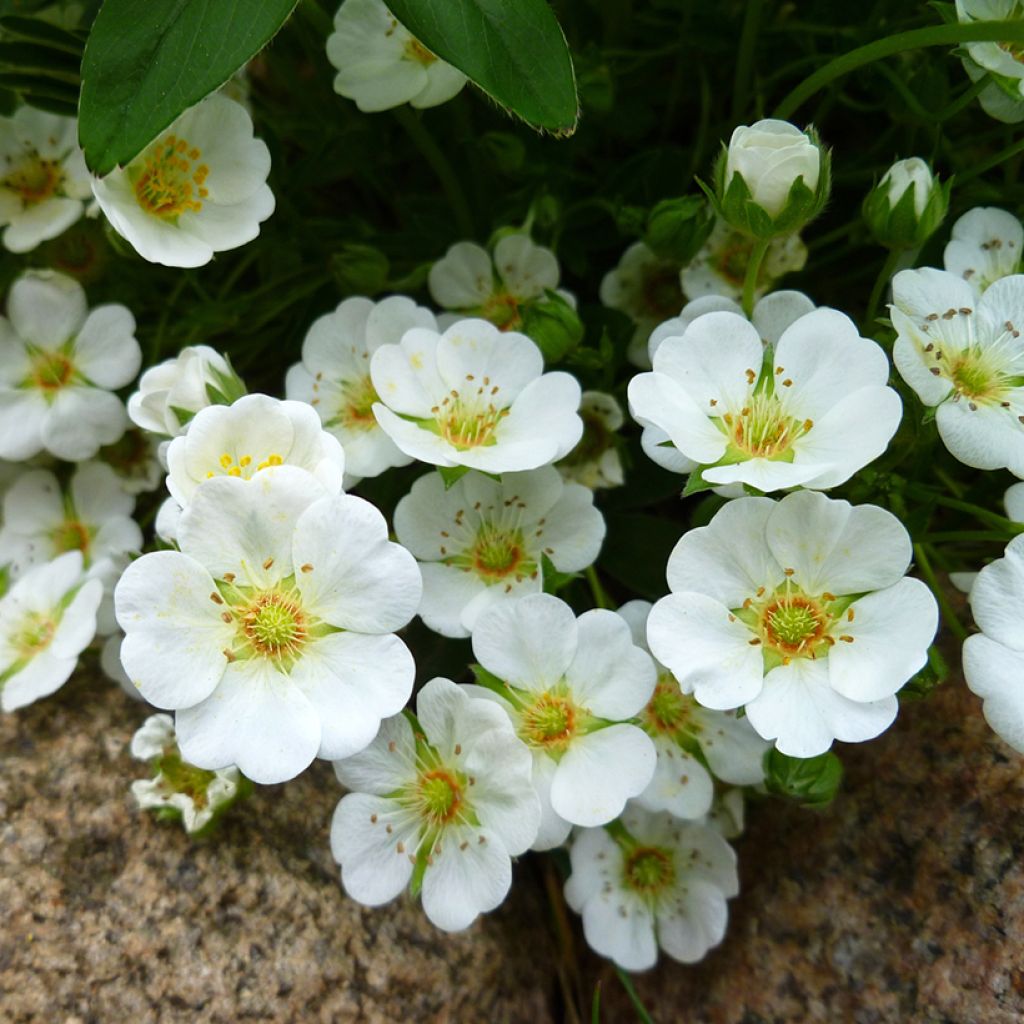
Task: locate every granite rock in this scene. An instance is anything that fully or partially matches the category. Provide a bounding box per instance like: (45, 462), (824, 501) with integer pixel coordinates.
(0, 672), (558, 1024)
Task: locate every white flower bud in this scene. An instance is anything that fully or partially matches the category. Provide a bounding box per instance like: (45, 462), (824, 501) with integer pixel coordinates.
(880, 158), (934, 218)
(725, 119), (821, 218)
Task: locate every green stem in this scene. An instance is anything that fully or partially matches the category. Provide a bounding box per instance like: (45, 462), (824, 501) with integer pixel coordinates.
(741, 238), (770, 318)
(585, 565), (613, 610)
(922, 530), (1021, 542)
(955, 134), (1024, 185)
(731, 0), (765, 123)
(903, 483), (1021, 531)
(913, 543), (968, 643)
(393, 106), (474, 238)
(864, 247), (907, 328)
(774, 20), (1024, 119)
(614, 967), (655, 1024)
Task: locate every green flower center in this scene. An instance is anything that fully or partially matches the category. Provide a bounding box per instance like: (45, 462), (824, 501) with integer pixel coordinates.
(52, 519), (91, 557)
(14, 611), (57, 658)
(4, 156), (61, 207)
(764, 597), (824, 648)
(433, 395), (509, 449)
(129, 132), (209, 221)
(480, 291), (523, 330)
(520, 691), (581, 754)
(404, 36), (438, 67)
(337, 374), (380, 431)
(154, 750), (218, 809)
(418, 769), (464, 825)
(720, 390), (813, 461)
(623, 846), (676, 895)
(241, 594), (307, 655)
(643, 678), (695, 736)
(29, 350), (76, 393)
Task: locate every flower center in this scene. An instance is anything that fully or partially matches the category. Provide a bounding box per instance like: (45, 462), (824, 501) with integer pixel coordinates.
(404, 36), (438, 66)
(520, 691), (579, 753)
(716, 235), (755, 287)
(761, 595), (827, 651)
(52, 519), (91, 557)
(721, 390), (813, 460)
(154, 749), (218, 809)
(239, 593), (307, 657)
(417, 769), (464, 825)
(206, 451), (283, 480)
(471, 524), (526, 578)
(642, 677), (695, 736)
(29, 350), (76, 392)
(430, 382), (510, 449)
(4, 156), (61, 206)
(14, 611), (57, 658)
(130, 133), (209, 221)
(640, 265), (684, 319)
(480, 292), (523, 331)
(622, 846), (676, 896)
(337, 375), (380, 431)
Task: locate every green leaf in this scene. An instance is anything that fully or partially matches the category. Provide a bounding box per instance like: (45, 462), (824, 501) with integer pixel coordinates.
(385, 0), (578, 135)
(79, 0), (299, 175)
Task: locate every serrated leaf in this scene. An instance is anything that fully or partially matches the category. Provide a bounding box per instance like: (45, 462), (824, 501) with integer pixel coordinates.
(79, 0), (299, 175)
(386, 0), (578, 135)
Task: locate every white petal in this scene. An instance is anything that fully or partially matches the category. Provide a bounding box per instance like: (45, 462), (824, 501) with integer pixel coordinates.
(7, 271), (86, 345)
(636, 741), (715, 819)
(41, 387), (127, 460)
(73, 305), (141, 388)
(657, 878), (729, 964)
(331, 794), (417, 905)
(333, 712), (417, 794)
(936, 399), (1024, 474)
(963, 634), (1024, 752)
(968, 534), (1024, 647)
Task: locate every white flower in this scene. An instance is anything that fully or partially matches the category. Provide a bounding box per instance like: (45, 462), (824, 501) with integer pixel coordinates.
(618, 600), (768, 821)
(599, 242), (685, 367)
(564, 807), (739, 971)
(628, 306), (901, 492)
(556, 391), (625, 490)
(944, 207), (1023, 295)
(370, 318), (583, 473)
(331, 676), (539, 931)
(0, 106), (91, 252)
(879, 157), (934, 218)
(164, 393), (345, 511)
(327, 0), (467, 112)
(0, 550), (102, 712)
(963, 532), (1024, 752)
(128, 344), (242, 437)
(0, 461), (141, 580)
(958, 1), (1024, 88)
(394, 467), (605, 638)
(725, 119), (821, 218)
(130, 713), (242, 834)
(961, 49), (1024, 123)
(91, 93), (274, 268)
(647, 491), (938, 758)
(428, 233), (574, 329)
(0, 270), (140, 461)
(114, 466), (421, 784)
(469, 593), (657, 849)
(890, 268), (1024, 474)
(98, 428), (164, 494)
(681, 219), (807, 303)
(285, 296), (435, 482)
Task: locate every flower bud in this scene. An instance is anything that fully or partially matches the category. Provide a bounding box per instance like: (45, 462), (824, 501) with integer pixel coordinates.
(520, 291), (584, 363)
(862, 158), (951, 250)
(644, 196), (714, 264)
(714, 119), (830, 239)
(330, 243), (390, 296)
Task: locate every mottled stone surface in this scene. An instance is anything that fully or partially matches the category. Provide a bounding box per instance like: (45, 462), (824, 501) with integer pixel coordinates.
(0, 672), (558, 1024)
(596, 679), (1024, 1024)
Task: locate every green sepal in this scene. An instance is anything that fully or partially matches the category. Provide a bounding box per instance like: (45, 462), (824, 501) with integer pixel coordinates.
(409, 845), (430, 899)
(643, 195), (714, 264)
(763, 748), (843, 808)
(438, 465), (471, 489)
(541, 552), (579, 594)
(899, 644), (949, 702)
(521, 290), (584, 364)
(682, 465), (717, 497)
(330, 243), (390, 297)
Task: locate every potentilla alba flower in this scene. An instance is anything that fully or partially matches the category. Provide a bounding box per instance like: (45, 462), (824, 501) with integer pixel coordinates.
(470, 593), (656, 850)
(131, 713), (243, 834)
(428, 233), (574, 331)
(618, 600), (768, 821)
(0, 461), (142, 579)
(128, 344), (244, 438)
(681, 219), (807, 304)
(115, 467), (421, 784)
(0, 106), (91, 252)
(164, 393), (345, 511)
(863, 158), (949, 251)
(0, 270), (140, 461)
(331, 676), (539, 932)
(91, 93), (274, 268)
(286, 296), (436, 481)
(944, 207), (1023, 295)
(370, 318), (583, 473)
(958, 1), (1024, 97)
(963, 533), (1024, 752)
(647, 491), (938, 758)
(327, 0), (467, 112)
(599, 242), (685, 367)
(628, 306), (901, 492)
(556, 391), (625, 490)
(0, 550), (102, 712)
(394, 467), (605, 638)
(565, 807), (739, 971)
(890, 268), (1024, 474)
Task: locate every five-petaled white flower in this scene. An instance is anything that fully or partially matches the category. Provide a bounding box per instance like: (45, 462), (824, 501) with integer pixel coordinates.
(0, 106), (91, 253)
(0, 550), (102, 712)
(394, 467), (605, 638)
(428, 233), (574, 330)
(285, 296), (436, 482)
(565, 807), (739, 971)
(114, 467), (421, 784)
(629, 306), (901, 492)
(91, 93), (275, 268)
(469, 593), (657, 850)
(964, 533), (1024, 754)
(681, 219), (807, 304)
(891, 267), (1024, 475)
(331, 676), (540, 931)
(370, 318), (583, 473)
(618, 600), (768, 821)
(128, 344), (243, 438)
(647, 491), (938, 758)
(0, 270), (140, 461)
(130, 713), (243, 834)
(556, 391), (626, 490)
(944, 207), (1023, 296)
(164, 393), (346, 512)
(327, 0), (466, 112)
